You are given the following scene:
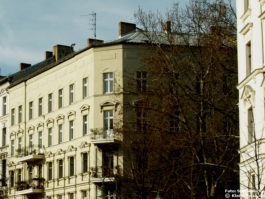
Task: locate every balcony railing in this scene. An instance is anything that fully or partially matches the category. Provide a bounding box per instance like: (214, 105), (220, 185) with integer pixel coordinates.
(16, 145), (45, 163)
(16, 178), (44, 195)
(90, 166), (115, 183)
(90, 130), (121, 145)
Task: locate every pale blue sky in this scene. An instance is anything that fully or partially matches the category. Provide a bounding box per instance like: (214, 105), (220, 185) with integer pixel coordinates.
(0, 0), (182, 75)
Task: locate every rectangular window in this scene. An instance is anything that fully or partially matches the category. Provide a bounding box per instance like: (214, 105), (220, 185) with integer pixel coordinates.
(17, 169), (22, 183)
(48, 162), (52, 180)
(136, 108), (147, 132)
(48, 93), (53, 113)
(58, 89), (63, 108)
(103, 72), (113, 94)
(103, 151), (114, 177)
(28, 166), (33, 181)
(1, 159), (6, 186)
(69, 193), (74, 199)
(58, 124), (63, 144)
(69, 84), (74, 105)
(11, 140), (14, 156)
(246, 41), (251, 76)
(83, 153), (88, 173)
(18, 137), (22, 155)
(11, 108), (15, 125)
(10, 170), (14, 187)
(48, 128), (52, 147)
(38, 165), (42, 178)
(69, 121), (74, 140)
(2, 96), (6, 116)
(83, 115), (88, 136)
(83, 77), (88, 98)
(69, 156), (74, 176)
(58, 195), (63, 199)
(2, 128), (6, 146)
(104, 110), (113, 137)
(38, 98), (43, 116)
(29, 101), (33, 120)
(137, 71), (147, 92)
(29, 134), (33, 153)
(38, 131), (43, 149)
(82, 191), (87, 199)
(58, 159), (63, 178)
(248, 107), (254, 144)
(18, 105), (22, 123)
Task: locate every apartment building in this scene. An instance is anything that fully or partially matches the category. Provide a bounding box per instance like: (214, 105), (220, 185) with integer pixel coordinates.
(237, 0), (265, 197)
(0, 76), (9, 199)
(5, 22), (149, 199)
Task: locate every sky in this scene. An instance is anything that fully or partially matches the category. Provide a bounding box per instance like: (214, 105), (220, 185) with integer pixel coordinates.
(0, 0), (181, 76)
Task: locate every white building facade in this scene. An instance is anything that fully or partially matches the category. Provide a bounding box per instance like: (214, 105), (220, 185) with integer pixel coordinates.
(237, 0), (265, 198)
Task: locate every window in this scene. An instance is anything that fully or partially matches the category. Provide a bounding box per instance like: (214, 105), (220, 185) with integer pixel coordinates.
(136, 108), (147, 132)
(83, 115), (88, 136)
(83, 77), (88, 98)
(69, 121), (74, 140)
(11, 140), (14, 156)
(29, 101), (33, 120)
(82, 153), (88, 173)
(2, 128), (6, 146)
(28, 166), (33, 181)
(2, 96), (6, 116)
(58, 159), (63, 178)
(38, 165), (42, 178)
(11, 108), (15, 125)
(17, 169), (22, 182)
(136, 71), (147, 92)
(18, 105), (22, 123)
(69, 193), (74, 199)
(58, 124), (63, 144)
(29, 134), (33, 152)
(48, 128), (52, 147)
(248, 107), (254, 144)
(48, 162), (53, 180)
(48, 93), (53, 113)
(246, 41), (251, 76)
(69, 84), (74, 105)
(58, 89), (63, 108)
(103, 72), (113, 94)
(69, 156), (74, 176)
(10, 170), (14, 187)
(244, 0), (249, 13)
(248, 172), (256, 198)
(103, 151), (114, 177)
(38, 131), (43, 149)
(38, 98), (43, 116)
(18, 137), (22, 155)
(57, 195), (62, 199)
(47, 197), (52, 199)
(104, 110), (113, 137)
(1, 159), (6, 186)
(82, 191), (88, 199)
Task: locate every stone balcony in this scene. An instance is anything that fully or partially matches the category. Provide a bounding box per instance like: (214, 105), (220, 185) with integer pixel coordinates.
(90, 130), (121, 147)
(16, 145), (45, 163)
(16, 178), (44, 196)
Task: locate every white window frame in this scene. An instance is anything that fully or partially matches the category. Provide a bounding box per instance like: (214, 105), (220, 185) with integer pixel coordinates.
(69, 84), (74, 105)
(48, 128), (52, 147)
(69, 120), (74, 140)
(38, 97), (43, 116)
(58, 89), (63, 108)
(2, 96), (6, 116)
(18, 105), (22, 123)
(58, 124), (63, 144)
(29, 101), (33, 120)
(103, 72), (113, 94)
(48, 93), (53, 113)
(83, 77), (88, 98)
(103, 110), (113, 137)
(83, 115), (88, 136)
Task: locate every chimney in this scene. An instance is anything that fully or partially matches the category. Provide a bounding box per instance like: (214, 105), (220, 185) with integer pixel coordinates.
(165, 21), (171, 34)
(87, 38), (104, 47)
(45, 51), (53, 60)
(119, 22), (136, 37)
(20, 63), (31, 71)
(53, 45), (74, 61)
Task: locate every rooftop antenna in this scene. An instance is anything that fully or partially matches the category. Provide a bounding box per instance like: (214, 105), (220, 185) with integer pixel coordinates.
(82, 12), (96, 39)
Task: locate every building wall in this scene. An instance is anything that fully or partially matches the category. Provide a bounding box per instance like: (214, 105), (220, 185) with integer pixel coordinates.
(7, 44), (130, 199)
(237, 0), (265, 197)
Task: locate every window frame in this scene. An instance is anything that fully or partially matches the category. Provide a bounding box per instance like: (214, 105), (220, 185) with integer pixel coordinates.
(29, 101), (33, 120)
(48, 93), (53, 113)
(38, 97), (43, 116)
(58, 89), (63, 109)
(48, 128), (52, 147)
(69, 120), (74, 141)
(2, 96), (6, 116)
(58, 124), (63, 144)
(103, 72), (114, 94)
(58, 159), (63, 179)
(69, 156), (74, 176)
(18, 105), (22, 123)
(11, 108), (15, 125)
(83, 115), (88, 136)
(83, 77), (88, 98)
(136, 71), (147, 92)
(48, 162), (53, 181)
(69, 84), (74, 105)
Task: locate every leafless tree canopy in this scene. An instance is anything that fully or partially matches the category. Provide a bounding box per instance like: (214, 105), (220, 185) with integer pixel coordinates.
(118, 0), (238, 198)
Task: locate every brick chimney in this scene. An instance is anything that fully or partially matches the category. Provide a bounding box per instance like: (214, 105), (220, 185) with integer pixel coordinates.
(119, 22), (136, 37)
(53, 45), (74, 61)
(20, 63), (31, 71)
(87, 38), (104, 47)
(45, 51), (53, 60)
(165, 21), (171, 34)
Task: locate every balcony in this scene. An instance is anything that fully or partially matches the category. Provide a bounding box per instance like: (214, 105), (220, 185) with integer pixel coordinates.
(17, 145), (45, 163)
(90, 130), (121, 147)
(16, 178), (44, 195)
(90, 166), (115, 184)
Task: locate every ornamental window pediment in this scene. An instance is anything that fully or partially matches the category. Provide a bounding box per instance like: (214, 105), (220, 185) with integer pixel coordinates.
(241, 85), (255, 106)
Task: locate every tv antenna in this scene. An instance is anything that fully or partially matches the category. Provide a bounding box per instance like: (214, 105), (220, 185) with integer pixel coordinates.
(81, 12), (96, 39)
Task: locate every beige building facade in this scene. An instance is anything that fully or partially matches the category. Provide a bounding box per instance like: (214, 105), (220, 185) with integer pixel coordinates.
(5, 22), (146, 199)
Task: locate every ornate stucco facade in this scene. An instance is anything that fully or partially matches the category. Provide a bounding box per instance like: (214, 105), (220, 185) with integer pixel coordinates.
(237, 0), (265, 198)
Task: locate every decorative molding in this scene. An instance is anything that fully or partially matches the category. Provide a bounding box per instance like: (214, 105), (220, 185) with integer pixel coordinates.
(239, 22), (253, 35)
(80, 104), (90, 111)
(79, 141), (90, 149)
(10, 131), (16, 137)
(28, 125), (35, 133)
(68, 111), (76, 120)
(240, 8), (251, 22)
(46, 118), (54, 127)
(8, 161), (15, 167)
(241, 85), (255, 107)
(66, 145), (77, 153)
(56, 149), (65, 155)
(17, 129), (24, 137)
(56, 114), (65, 123)
(45, 151), (53, 158)
(100, 101), (120, 112)
(37, 122), (44, 130)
